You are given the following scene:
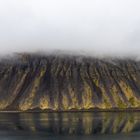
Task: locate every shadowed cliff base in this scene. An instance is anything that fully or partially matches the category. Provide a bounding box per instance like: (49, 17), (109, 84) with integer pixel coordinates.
(1, 53), (140, 111)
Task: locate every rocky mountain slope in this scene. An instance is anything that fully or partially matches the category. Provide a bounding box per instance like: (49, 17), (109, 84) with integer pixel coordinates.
(0, 53), (140, 111)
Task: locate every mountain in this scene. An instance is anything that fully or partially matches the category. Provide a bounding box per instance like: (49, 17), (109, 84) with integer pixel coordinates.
(0, 53), (140, 111)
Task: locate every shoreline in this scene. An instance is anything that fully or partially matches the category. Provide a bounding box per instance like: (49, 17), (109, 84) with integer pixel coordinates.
(1, 108), (140, 113)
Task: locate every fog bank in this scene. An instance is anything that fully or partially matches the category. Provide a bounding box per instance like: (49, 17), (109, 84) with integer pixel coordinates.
(0, 0), (140, 58)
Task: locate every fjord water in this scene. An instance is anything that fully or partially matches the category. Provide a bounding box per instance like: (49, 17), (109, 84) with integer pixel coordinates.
(0, 112), (140, 140)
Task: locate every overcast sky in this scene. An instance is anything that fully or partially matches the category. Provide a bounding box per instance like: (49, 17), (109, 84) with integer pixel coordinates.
(0, 0), (140, 57)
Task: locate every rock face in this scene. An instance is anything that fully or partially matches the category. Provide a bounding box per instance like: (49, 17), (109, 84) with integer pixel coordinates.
(0, 53), (140, 111)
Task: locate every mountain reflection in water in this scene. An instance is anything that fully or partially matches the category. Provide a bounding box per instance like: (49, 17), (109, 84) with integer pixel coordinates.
(0, 112), (140, 135)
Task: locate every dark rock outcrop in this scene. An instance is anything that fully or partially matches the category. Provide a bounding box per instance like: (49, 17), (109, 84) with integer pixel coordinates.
(0, 53), (140, 111)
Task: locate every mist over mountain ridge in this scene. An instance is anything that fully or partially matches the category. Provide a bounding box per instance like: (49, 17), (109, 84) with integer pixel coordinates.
(1, 0), (140, 58)
(1, 50), (140, 62)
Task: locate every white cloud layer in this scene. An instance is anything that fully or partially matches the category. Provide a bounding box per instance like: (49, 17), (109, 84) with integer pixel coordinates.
(0, 0), (140, 57)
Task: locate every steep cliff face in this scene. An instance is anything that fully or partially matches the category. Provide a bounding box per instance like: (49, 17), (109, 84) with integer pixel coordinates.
(0, 53), (140, 111)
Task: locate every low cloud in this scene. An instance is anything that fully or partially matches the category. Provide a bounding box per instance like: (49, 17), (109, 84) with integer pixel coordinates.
(0, 0), (140, 58)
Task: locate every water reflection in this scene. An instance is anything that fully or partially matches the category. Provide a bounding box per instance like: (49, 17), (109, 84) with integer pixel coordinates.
(0, 112), (140, 135)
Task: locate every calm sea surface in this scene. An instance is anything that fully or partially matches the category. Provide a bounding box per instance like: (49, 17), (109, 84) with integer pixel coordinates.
(0, 112), (140, 140)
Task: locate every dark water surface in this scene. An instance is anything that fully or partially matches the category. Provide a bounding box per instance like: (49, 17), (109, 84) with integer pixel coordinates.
(0, 112), (140, 140)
